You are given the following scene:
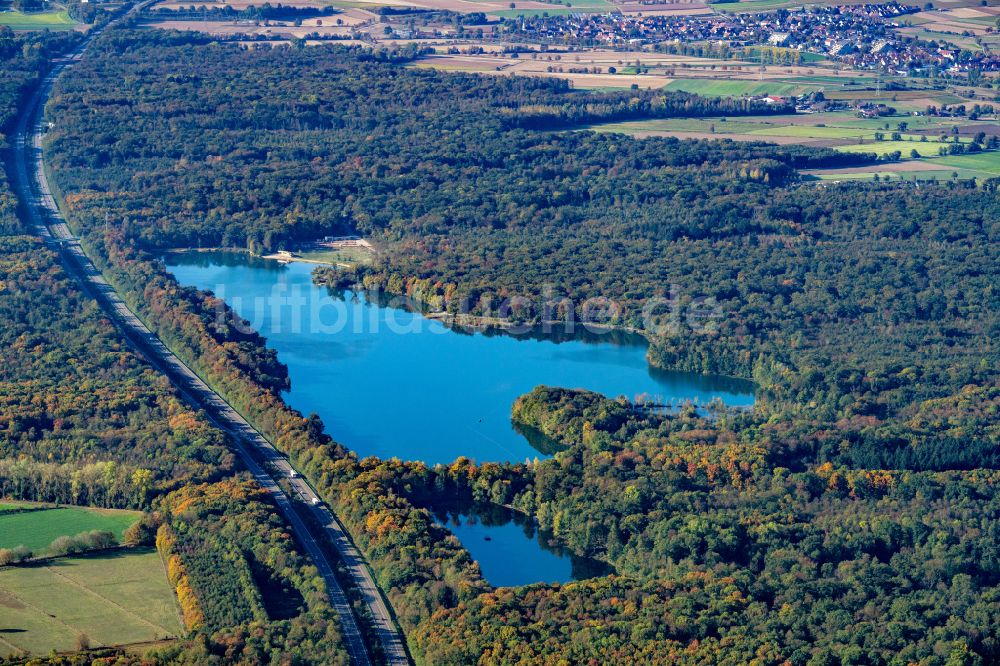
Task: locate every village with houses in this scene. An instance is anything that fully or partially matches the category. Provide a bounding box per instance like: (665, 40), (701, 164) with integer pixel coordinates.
(122, 0), (1000, 181)
(499, 2), (1000, 74)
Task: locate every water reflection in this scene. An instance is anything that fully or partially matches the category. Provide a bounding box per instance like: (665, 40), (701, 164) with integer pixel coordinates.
(511, 422), (567, 456)
(164, 251), (755, 465)
(433, 503), (613, 587)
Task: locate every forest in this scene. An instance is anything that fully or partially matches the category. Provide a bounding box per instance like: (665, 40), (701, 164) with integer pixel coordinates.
(404, 387), (1000, 663)
(152, 479), (349, 664)
(30, 28), (1000, 665)
(0, 30), (229, 508)
(0, 31), (350, 666)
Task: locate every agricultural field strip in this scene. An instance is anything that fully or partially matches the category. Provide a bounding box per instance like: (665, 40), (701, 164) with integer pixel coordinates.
(0, 10), (77, 29)
(0, 579), (84, 638)
(0, 552), (183, 655)
(0, 507), (140, 553)
(578, 114), (1000, 174)
(43, 563), (177, 636)
(582, 117), (973, 143)
(0, 635), (19, 653)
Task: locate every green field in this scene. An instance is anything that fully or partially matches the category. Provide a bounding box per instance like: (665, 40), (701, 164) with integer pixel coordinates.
(934, 150), (1000, 175)
(712, 0), (827, 12)
(299, 246), (373, 266)
(0, 550), (181, 656)
(902, 28), (983, 52)
(541, 0), (613, 8)
(325, 0), (393, 7)
(494, 7), (584, 17)
(813, 115), (961, 131)
(807, 169), (957, 182)
(0, 506), (140, 555)
(780, 75), (866, 86)
(662, 79), (822, 97)
(495, 0), (612, 17)
(752, 125), (921, 140)
(578, 108), (1000, 178)
(409, 61), (494, 72)
(582, 117), (770, 135)
(0, 10), (77, 29)
(582, 106), (979, 140)
(834, 140), (964, 157)
(579, 114), (970, 145)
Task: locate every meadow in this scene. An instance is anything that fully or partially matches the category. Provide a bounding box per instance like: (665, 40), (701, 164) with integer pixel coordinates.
(712, 0), (829, 11)
(0, 505), (140, 555)
(494, 7), (590, 17)
(661, 79), (822, 97)
(834, 139), (957, 156)
(806, 169), (957, 182)
(579, 113), (966, 143)
(934, 150), (1000, 175)
(580, 109), (1000, 178)
(0, 549), (181, 656)
(299, 246), (373, 266)
(494, 0), (614, 17)
(0, 10), (77, 29)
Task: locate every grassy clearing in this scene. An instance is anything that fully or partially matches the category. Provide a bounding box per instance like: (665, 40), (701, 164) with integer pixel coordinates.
(577, 114), (966, 142)
(409, 60), (497, 72)
(582, 118), (769, 134)
(818, 116), (962, 131)
(0, 9), (77, 29)
(544, 0), (614, 8)
(661, 79), (821, 97)
(578, 109), (1000, 178)
(494, 0), (613, 17)
(325, 0), (392, 7)
(581, 109), (978, 145)
(934, 150), (1000, 175)
(494, 7), (580, 17)
(712, 0), (827, 12)
(571, 80), (1000, 177)
(299, 246), (373, 266)
(808, 169), (956, 182)
(833, 140), (946, 156)
(749, 126), (926, 141)
(781, 75), (866, 85)
(0, 506), (140, 555)
(0, 549), (181, 656)
(902, 28), (983, 51)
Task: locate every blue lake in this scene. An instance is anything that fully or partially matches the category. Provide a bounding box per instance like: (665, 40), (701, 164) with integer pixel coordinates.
(434, 505), (612, 587)
(164, 251), (755, 467)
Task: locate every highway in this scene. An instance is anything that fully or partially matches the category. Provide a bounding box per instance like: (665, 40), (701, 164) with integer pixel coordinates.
(9, 9), (409, 666)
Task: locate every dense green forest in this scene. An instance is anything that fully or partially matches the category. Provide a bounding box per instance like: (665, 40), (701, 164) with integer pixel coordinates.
(404, 387), (1000, 663)
(0, 29), (229, 508)
(34, 28), (1000, 665)
(46, 31), (870, 254)
(153, 479), (349, 664)
(0, 31), (349, 665)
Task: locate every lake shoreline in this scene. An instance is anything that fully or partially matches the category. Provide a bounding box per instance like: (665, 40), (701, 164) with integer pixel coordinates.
(164, 252), (756, 465)
(165, 246), (758, 393)
(163, 246), (346, 268)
